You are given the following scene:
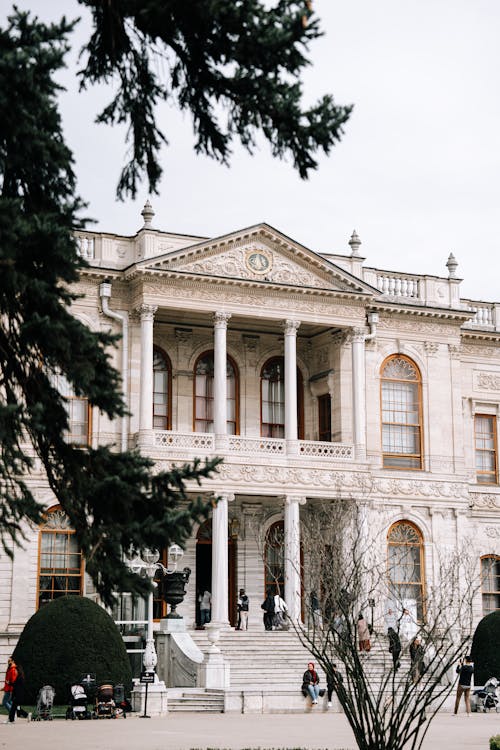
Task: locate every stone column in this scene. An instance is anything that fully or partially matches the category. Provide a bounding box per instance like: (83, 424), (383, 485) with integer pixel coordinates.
(213, 312), (231, 450)
(283, 319), (300, 454)
(211, 492), (234, 626)
(351, 327), (367, 460)
(284, 495), (306, 622)
(138, 304), (158, 445)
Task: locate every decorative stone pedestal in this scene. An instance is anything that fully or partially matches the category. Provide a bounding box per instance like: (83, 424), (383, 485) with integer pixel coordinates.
(197, 623), (230, 689)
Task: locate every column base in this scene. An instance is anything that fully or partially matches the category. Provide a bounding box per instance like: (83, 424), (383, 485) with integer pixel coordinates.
(131, 679), (168, 716)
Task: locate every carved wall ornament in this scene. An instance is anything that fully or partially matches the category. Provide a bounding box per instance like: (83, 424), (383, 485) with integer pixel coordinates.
(245, 248), (273, 274)
(485, 526), (500, 538)
(448, 344), (462, 359)
(461, 343), (500, 358)
(424, 341), (439, 356)
(476, 372), (500, 391)
(469, 493), (500, 510)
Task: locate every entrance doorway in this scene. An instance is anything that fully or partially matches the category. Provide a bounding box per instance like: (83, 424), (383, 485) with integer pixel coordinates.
(195, 519), (237, 627)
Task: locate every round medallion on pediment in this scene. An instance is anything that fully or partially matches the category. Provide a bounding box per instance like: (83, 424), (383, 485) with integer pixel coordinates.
(245, 249), (272, 274)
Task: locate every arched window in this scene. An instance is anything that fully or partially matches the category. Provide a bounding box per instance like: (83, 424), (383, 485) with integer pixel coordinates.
(54, 373), (91, 446)
(153, 347), (172, 430)
(381, 355), (423, 469)
(264, 521), (285, 597)
(194, 351), (239, 434)
(37, 507), (83, 609)
(387, 521), (425, 622)
(481, 555), (500, 615)
(260, 357), (304, 439)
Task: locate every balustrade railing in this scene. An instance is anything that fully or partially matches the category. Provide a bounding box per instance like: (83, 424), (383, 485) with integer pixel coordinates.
(377, 273), (420, 299)
(153, 430), (353, 461)
(75, 233), (95, 260)
(298, 440), (354, 459)
(462, 301), (496, 329)
(227, 435), (286, 454)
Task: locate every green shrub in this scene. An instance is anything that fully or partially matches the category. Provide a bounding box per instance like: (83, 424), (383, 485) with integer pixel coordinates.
(471, 611), (500, 686)
(13, 595), (132, 704)
(490, 736), (500, 750)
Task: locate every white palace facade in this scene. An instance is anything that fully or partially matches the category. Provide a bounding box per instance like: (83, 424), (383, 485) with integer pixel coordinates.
(1, 202), (500, 666)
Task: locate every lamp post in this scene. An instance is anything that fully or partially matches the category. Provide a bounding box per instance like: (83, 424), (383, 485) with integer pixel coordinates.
(128, 544), (185, 674)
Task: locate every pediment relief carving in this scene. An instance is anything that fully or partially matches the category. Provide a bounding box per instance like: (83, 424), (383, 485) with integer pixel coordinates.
(151, 238), (357, 293)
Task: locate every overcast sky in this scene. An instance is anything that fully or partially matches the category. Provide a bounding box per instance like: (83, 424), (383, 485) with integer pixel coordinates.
(5, 1), (500, 302)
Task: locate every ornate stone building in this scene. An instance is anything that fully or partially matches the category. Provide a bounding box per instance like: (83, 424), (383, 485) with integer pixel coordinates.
(1, 202), (499, 667)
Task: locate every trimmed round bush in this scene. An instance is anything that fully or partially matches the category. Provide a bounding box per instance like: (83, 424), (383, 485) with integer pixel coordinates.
(13, 595), (132, 704)
(471, 610), (500, 686)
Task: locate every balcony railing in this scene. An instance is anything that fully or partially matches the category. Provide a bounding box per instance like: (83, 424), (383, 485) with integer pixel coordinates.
(153, 431), (353, 460)
(462, 301), (497, 330)
(377, 273), (421, 300)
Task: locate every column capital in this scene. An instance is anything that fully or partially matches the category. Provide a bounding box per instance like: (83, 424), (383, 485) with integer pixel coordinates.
(215, 492), (235, 504)
(282, 319), (301, 335)
(348, 326), (367, 344)
(282, 495), (307, 506)
(136, 303), (158, 322)
(213, 311), (232, 329)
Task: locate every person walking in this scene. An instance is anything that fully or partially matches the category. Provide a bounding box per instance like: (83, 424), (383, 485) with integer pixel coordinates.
(388, 627), (401, 670)
(2, 657), (17, 713)
(301, 662), (320, 705)
(454, 656), (474, 715)
(410, 636), (425, 683)
(237, 588), (249, 631)
(273, 591), (288, 630)
(261, 588), (275, 631)
(199, 590), (211, 627)
(6, 665), (28, 723)
(357, 612), (371, 653)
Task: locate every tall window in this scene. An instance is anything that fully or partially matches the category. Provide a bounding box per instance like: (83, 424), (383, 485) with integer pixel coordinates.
(37, 507), (83, 609)
(481, 555), (500, 615)
(153, 347), (171, 430)
(318, 394), (332, 442)
(387, 521), (425, 622)
(260, 357), (304, 438)
(381, 355), (422, 469)
(264, 521), (285, 597)
(194, 351), (238, 434)
(54, 373), (90, 446)
(475, 415), (498, 484)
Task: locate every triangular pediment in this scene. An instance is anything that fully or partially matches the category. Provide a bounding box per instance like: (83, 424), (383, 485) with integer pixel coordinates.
(142, 223), (377, 296)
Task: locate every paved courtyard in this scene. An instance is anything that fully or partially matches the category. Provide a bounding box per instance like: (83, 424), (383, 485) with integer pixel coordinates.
(1, 712), (498, 750)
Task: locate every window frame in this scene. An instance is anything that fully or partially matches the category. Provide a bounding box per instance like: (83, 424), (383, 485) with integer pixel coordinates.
(153, 346), (172, 431)
(387, 520), (426, 623)
(53, 372), (91, 446)
(474, 414), (498, 485)
(380, 355), (423, 470)
(36, 506), (84, 610)
(260, 356), (304, 439)
(480, 554), (500, 615)
(318, 393), (332, 442)
(193, 350), (239, 435)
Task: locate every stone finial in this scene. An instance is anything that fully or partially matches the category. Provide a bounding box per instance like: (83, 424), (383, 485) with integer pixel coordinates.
(141, 199), (155, 228)
(348, 230), (361, 257)
(446, 252), (458, 279)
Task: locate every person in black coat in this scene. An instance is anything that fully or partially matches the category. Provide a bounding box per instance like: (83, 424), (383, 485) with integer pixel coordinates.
(261, 588), (275, 631)
(301, 662), (320, 704)
(7, 665), (28, 723)
(388, 627), (401, 670)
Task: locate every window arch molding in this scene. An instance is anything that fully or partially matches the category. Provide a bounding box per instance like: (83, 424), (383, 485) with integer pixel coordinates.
(193, 349), (240, 434)
(153, 345), (172, 430)
(36, 505), (83, 610)
(380, 354), (424, 470)
(387, 519), (426, 623)
(260, 355), (304, 439)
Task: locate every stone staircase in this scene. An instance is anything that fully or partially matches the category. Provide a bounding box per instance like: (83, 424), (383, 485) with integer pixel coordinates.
(168, 689), (225, 713)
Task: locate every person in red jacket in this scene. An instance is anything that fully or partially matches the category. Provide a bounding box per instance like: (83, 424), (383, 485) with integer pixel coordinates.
(2, 657), (17, 712)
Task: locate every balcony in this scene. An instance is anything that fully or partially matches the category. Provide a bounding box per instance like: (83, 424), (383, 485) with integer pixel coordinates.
(153, 431), (354, 461)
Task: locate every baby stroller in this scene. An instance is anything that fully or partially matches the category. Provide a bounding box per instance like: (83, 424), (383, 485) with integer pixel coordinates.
(95, 683), (116, 719)
(66, 683), (91, 720)
(472, 677), (500, 712)
(33, 685), (56, 721)
(113, 684), (130, 718)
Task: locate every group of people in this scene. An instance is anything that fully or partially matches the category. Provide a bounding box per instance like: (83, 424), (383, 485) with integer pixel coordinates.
(197, 588), (250, 630)
(2, 656), (29, 724)
(261, 588), (288, 631)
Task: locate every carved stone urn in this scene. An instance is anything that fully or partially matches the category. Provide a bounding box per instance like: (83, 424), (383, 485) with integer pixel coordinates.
(162, 566), (191, 619)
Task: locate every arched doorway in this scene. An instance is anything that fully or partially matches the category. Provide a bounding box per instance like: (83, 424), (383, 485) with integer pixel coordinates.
(195, 519), (237, 627)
